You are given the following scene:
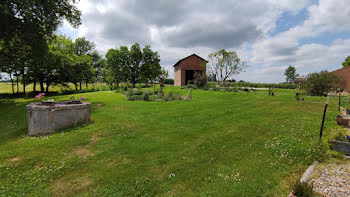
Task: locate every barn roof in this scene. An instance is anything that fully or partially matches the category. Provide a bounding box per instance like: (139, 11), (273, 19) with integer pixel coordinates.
(173, 54), (207, 67)
(294, 78), (307, 83)
(331, 66), (350, 73)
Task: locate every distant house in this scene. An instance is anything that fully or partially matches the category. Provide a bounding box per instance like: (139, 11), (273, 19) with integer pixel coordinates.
(331, 66), (350, 91)
(294, 78), (307, 89)
(173, 54), (207, 86)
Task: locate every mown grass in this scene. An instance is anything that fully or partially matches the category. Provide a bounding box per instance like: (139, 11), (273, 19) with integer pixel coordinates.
(0, 87), (341, 196)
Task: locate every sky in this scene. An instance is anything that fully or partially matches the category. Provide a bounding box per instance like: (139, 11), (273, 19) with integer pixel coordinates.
(55, 0), (350, 83)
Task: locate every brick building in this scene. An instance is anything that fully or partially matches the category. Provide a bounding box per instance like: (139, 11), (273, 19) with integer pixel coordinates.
(173, 54), (207, 86)
(331, 66), (350, 91)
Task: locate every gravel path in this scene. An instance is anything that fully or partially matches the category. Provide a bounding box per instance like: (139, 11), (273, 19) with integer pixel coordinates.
(310, 161), (350, 196)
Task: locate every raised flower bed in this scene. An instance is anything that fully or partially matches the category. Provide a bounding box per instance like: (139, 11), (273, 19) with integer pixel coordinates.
(27, 95), (90, 136)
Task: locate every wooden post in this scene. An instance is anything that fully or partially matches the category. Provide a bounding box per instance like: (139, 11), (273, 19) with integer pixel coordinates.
(320, 94), (331, 140)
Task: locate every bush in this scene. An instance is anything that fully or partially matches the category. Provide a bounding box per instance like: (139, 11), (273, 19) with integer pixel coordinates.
(304, 70), (339, 96)
(127, 95), (143, 101)
(193, 72), (207, 88)
(164, 79), (174, 84)
(292, 181), (315, 197)
(143, 93), (150, 101)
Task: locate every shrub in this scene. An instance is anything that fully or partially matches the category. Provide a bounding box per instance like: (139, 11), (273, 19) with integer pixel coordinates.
(127, 95), (143, 101)
(143, 93), (150, 101)
(291, 181), (315, 197)
(193, 72), (207, 88)
(304, 70), (339, 96)
(164, 79), (174, 84)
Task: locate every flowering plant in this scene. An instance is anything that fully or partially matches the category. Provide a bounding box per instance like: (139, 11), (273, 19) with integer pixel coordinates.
(35, 93), (54, 102)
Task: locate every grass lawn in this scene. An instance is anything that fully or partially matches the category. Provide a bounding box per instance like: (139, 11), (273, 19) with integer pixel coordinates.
(0, 87), (340, 196)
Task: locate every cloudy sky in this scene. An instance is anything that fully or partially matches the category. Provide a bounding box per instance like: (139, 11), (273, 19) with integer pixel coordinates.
(57, 0), (350, 83)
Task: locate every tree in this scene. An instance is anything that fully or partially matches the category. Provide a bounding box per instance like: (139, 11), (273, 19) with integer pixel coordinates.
(129, 43), (142, 88)
(28, 35), (75, 92)
(0, 0), (81, 57)
(284, 65), (298, 83)
(304, 70), (339, 96)
(140, 45), (161, 85)
(208, 49), (247, 85)
(342, 56), (350, 67)
(1, 0), (81, 94)
(73, 37), (95, 90)
(158, 68), (168, 93)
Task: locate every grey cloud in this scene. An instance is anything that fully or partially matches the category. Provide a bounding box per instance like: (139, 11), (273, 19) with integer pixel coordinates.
(163, 22), (262, 48)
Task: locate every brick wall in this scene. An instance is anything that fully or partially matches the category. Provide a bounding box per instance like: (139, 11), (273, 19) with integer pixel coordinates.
(332, 66), (350, 91)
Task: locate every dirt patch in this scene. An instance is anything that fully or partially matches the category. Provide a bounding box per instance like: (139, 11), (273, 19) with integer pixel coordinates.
(90, 133), (100, 143)
(53, 176), (92, 196)
(66, 147), (94, 160)
(115, 105), (127, 111)
(9, 157), (20, 162)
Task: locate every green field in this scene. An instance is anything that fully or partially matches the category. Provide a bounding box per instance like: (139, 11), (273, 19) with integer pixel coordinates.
(0, 87), (340, 196)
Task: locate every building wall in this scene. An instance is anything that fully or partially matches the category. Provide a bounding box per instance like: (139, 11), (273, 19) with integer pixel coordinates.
(174, 55), (206, 86)
(332, 66), (350, 91)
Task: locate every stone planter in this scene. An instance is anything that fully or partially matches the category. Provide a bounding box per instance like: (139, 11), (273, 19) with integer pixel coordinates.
(336, 115), (350, 128)
(346, 109), (350, 116)
(330, 140), (350, 156)
(27, 102), (91, 136)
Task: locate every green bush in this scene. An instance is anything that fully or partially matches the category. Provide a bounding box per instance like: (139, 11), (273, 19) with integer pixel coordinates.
(127, 95), (143, 101)
(164, 79), (174, 84)
(143, 93), (150, 101)
(304, 70), (339, 96)
(291, 181), (315, 197)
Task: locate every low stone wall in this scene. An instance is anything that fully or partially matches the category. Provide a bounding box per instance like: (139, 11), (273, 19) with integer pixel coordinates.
(27, 102), (91, 136)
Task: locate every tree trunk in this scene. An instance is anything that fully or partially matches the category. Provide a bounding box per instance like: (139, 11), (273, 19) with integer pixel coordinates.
(16, 75), (19, 94)
(10, 73), (15, 94)
(46, 84), (50, 93)
(86, 82), (88, 88)
(79, 82), (82, 90)
(75, 83), (78, 91)
(22, 73), (26, 94)
(40, 81), (45, 92)
(33, 81), (36, 92)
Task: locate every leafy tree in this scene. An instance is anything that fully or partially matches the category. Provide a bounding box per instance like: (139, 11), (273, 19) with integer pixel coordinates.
(0, 0), (81, 56)
(129, 43), (142, 88)
(304, 70), (339, 96)
(140, 45), (161, 85)
(0, 0), (81, 94)
(73, 37), (95, 90)
(34, 35), (75, 92)
(105, 48), (122, 89)
(284, 65), (299, 83)
(342, 56), (350, 67)
(208, 49), (247, 85)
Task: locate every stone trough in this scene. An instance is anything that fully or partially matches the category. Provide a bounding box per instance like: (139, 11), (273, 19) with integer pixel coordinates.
(27, 102), (91, 136)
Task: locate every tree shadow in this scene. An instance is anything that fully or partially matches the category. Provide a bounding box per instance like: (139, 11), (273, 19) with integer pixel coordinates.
(0, 99), (29, 145)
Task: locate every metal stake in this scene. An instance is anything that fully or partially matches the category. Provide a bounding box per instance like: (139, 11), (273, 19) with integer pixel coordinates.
(320, 94), (331, 140)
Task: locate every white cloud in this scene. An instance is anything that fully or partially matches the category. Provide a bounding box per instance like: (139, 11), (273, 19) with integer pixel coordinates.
(57, 0), (350, 82)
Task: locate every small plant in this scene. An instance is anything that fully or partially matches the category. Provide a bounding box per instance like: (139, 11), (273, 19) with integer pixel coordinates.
(35, 93), (54, 102)
(143, 93), (150, 101)
(291, 181), (315, 197)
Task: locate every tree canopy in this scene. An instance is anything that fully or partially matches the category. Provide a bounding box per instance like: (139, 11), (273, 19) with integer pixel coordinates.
(208, 49), (247, 84)
(284, 65), (298, 83)
(342, 56), (350, 67)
